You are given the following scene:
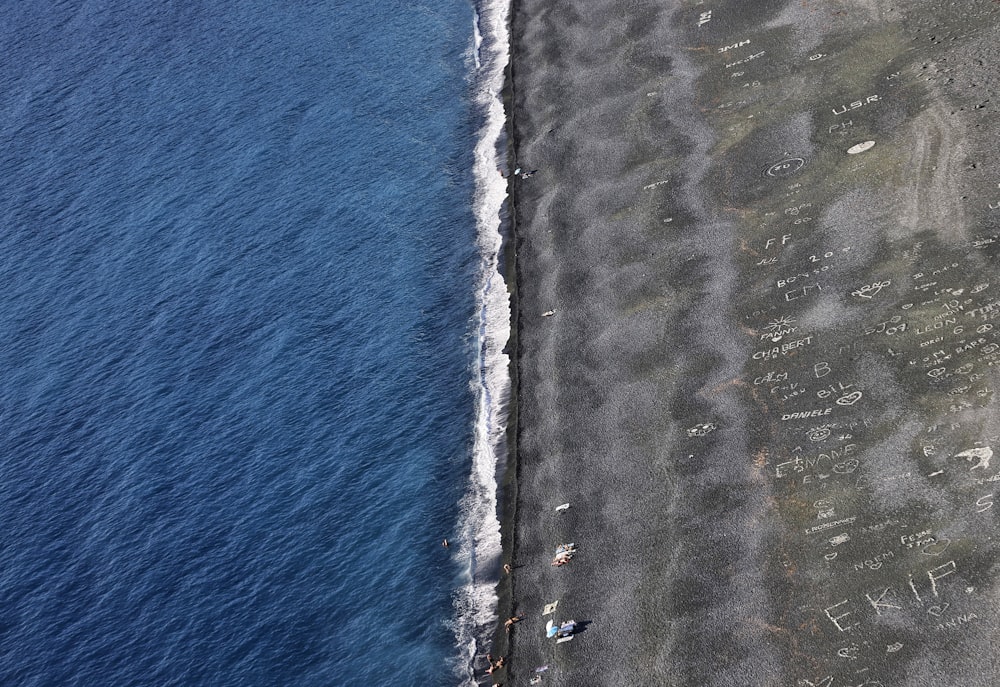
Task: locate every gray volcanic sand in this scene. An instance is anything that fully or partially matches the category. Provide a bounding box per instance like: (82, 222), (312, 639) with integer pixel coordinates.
(496, 0), (1000, 685)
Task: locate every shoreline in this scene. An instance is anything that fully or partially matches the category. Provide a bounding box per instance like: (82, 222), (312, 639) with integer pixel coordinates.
(458, 0), (516, 680)
(485, 0), (522, 672)
(491, 0), (1000, 685)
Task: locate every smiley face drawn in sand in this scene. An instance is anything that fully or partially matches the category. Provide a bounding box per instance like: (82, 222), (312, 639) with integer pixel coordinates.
(764, 158), (805, 178)
(954, 447), (993, 471)
(833, 459), (859, 474)
(807, 425), (832, 442)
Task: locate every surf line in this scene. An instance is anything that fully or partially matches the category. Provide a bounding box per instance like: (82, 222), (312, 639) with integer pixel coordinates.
(452, 0), (512, 683)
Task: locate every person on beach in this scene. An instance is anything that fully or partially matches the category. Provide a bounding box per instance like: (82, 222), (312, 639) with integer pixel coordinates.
(551, 548), (574, 566)
(503, 563), (512, 575)
(504, 615), (523, 632)
(485, 654), (507, 675)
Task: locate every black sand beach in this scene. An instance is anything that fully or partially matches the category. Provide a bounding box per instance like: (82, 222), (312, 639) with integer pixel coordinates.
(492, 0), (1000, 685)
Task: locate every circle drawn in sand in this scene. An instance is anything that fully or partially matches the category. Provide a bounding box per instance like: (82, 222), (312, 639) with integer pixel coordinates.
(764, 158), (805, 178)
(847, 140), (876, 155)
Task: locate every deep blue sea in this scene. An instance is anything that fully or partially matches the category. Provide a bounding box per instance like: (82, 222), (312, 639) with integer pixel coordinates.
(0, 1), (510, 685)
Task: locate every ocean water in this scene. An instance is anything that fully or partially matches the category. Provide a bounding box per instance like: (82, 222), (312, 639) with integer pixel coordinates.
(0, 1), (509, 685)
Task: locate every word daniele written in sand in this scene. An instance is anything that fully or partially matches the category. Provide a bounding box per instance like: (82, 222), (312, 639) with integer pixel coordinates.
(781, 407), (833, 421)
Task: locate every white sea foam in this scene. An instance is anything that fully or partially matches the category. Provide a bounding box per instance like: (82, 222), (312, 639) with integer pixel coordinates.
(472, 8), (483, 69)
(451, 0), (511, 683)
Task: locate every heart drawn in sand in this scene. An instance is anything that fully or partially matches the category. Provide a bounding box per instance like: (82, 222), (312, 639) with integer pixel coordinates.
(836, 391), (863, 406)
